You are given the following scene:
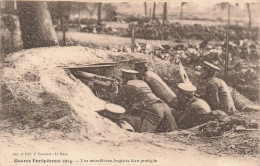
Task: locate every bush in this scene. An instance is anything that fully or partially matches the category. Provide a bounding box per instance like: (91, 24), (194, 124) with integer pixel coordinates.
(124, 16), (151, 25)
(123, 22), (259, 42)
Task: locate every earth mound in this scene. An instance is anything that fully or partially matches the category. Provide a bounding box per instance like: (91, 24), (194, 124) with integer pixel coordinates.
(1, 46), (129, 140)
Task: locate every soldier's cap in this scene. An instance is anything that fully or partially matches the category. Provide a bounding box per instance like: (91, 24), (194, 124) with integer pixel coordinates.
(105, 103), (125, 114)
(121, 69), (139, 76)
(178, 83), (197, 93)
(134, 61), (148, 67)
(203, 61), (221, 71)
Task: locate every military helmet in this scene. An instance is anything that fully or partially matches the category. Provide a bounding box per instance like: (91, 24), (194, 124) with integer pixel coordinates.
(105, 103), (125, 114)
(121, 69), (138, 76)
(177, 83), (197, 96)
(134, 61), (148, 66)
(134, 61), (148, 69)
(121, 70), (138, 82)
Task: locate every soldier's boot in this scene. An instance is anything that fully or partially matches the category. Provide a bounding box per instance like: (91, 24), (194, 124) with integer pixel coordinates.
(118, 120), (135, 132)
(120, 114), (142, 132)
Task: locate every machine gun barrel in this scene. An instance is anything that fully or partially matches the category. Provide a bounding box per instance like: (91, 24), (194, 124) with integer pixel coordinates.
(74, 71), (115, 87)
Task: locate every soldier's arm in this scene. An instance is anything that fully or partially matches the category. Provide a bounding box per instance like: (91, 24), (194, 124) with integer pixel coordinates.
(178, 111), (189, 124)
(178, 109), (195, 129)
(206, 83), (221, 110)
(178, 104), (192, 124)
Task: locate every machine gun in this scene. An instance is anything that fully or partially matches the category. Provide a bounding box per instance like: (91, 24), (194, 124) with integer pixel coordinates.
(73, 71), (114, 87)
(73, 70), (120, 100)
(60, 63), (118, 77)
(61, 63), (121, 100)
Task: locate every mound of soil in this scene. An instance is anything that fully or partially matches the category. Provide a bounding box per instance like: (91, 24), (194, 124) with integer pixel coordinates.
(1, 46), (128, 140)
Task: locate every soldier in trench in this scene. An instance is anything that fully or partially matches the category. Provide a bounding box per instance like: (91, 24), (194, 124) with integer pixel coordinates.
(176, 82), (217, 129)
(112, 69), (179, 133)
(200, 61), (236, 115)
(134, 61), (178, 109)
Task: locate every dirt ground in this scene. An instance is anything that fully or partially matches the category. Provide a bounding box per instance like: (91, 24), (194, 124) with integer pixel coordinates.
(1, 129), (259, 166)
(0, 46), (259, 166)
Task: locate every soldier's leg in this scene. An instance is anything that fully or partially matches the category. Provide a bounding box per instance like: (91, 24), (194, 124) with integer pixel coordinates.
(121, 114), (142, 132)
(139, 110), (164, 133)
(161, 104), (179, 131)
(148, 103), (178, 132)
(122, 109), (163, 133)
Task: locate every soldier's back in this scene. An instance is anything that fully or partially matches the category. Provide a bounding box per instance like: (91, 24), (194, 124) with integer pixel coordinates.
(207, 77), (236, 113)
(143, 71), (178, 107)
(187, 97), (211, 115)
(178, 97), (211, 129)
(124, 80), (161, 106)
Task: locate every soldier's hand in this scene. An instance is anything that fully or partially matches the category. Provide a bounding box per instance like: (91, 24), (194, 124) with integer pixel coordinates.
(113, 76), (123, 83)
(110, 82), (119, 94)
(194, 93), (201, 98)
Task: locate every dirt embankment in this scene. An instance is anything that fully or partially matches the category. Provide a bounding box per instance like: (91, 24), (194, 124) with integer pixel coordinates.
(1, 46), (131, 141)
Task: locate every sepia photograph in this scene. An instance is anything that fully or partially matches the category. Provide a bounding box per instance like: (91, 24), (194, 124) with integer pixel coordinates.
(0, 0), (260, 165)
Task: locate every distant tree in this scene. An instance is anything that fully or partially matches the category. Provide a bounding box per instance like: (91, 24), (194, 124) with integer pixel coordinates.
(78, 2), (81, 28)
(152, 2), (156, 21)
(144, 2), (147, 17)
(162, 2), (167, 23)
(57, 2), (70, 46)
(162, 2), (167, 40)
(2, 1), (16, 14)
(85, 3), (97, 16)
(103, 4), (117, 21)
(246, 3), (251, 30)
(228, 3), (230, 26)
(216, 2), (230, 27)
(180, 2), (187, 20)
(17, 1), (58, 48)
(97, 3), (102, 25)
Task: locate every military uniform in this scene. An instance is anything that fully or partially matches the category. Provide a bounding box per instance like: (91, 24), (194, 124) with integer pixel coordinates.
(205, 77), (236, 115)
(176, 82), (214, 129)
(134, 61), (178, 109)
(201, 61), (236, 115)
(115, 79), (178, 133)
(203, 61), (257, 113)
(142, 71), (178, 109)
(178, 96), (212, 129)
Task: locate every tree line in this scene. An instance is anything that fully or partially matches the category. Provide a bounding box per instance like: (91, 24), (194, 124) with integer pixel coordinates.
(0, 1), (254, 50)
